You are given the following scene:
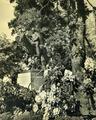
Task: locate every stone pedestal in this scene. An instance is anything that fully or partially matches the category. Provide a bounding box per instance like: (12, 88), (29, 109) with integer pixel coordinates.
(17, 69), (44, 91)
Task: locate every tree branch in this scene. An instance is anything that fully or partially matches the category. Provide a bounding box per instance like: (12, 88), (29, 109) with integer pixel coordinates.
(40, 0), (50, 13)
(86, 0), (96, 9)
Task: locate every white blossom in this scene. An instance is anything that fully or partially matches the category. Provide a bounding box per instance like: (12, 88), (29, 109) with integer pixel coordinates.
(28, 57), (32, 62)
(53, 108), (60, 116)
(51, 84), (56, 92)
(3, 76), (11, 83)
(33, 103), (38, 113)
(94, 88), (96, 92)
(64, 69), (73, 81)
(64, 69), (72, 77)
(39, 90), (46, 100)
(64, 104), (68, 110)
(84, 57), (95, 71)
(79, 85), (84, 90)
(19, 62), (29, 70)
(35, 95), (42, 103)
(47, 91), (55, 103)
(42, 100), (46, 108)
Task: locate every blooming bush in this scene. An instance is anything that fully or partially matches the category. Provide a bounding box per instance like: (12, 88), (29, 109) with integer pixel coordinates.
(84, 57), (95, 71)
(33, 69), (81, 120)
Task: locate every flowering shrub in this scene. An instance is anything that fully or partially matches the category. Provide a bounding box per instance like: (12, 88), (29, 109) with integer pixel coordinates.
(33, 69), (81, 120)
(84, 57), (95, 71)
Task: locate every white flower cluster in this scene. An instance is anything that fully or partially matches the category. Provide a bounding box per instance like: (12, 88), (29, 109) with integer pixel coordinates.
(33, 84), (62, 120)
(62, 69), (75, 82)
(33, 103), (38, 113)
(19, 62), (29, 70)
(53, 107), (60, 116)
(35, 90), (46, 104)
(33, 69), (77, 119)
(3, 76), (11, 83)
(84, 57), (95, 71)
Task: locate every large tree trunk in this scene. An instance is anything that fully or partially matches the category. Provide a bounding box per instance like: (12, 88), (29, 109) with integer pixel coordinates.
(69, 0), (86, 80)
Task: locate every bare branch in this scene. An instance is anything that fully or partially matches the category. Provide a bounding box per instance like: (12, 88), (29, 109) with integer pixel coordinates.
(86, 0), (96, 9)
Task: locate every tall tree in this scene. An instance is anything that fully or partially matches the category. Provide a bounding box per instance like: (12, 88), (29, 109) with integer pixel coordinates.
(9, 0), (91, 74)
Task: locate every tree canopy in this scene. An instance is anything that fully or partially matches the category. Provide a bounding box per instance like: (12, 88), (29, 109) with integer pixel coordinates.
(8, 0), (96, 75)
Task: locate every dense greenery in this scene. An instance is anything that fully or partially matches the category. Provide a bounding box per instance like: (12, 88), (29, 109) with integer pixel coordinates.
(0, 33), (30, 83)
(8, 0), (96, 72)
(0, 0), (96, 119)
